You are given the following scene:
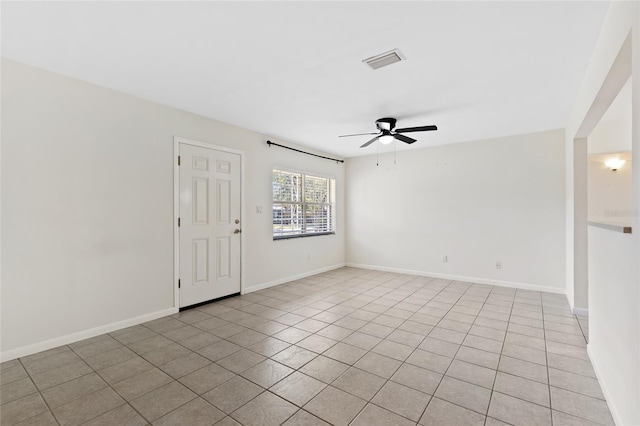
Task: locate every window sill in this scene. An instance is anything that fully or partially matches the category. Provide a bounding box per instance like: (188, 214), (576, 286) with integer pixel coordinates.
(273, 232), (335, 241)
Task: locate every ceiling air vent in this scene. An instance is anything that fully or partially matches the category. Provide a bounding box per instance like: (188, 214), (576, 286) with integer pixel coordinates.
(363, 49), (405, 70)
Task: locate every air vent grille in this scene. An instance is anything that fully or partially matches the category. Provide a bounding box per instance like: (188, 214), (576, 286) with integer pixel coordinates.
(363, 49), (405, 70)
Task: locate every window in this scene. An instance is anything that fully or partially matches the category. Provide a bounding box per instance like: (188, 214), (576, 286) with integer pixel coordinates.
(273, 169), (335, 239)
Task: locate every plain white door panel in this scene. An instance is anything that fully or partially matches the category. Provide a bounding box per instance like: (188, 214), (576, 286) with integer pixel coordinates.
(179, 143), (241, 308)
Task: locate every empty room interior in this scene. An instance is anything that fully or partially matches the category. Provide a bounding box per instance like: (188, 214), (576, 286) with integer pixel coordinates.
(1, 2), (639, 426)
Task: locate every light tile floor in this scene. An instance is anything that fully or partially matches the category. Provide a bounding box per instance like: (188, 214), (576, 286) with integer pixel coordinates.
(576, 314), (589, 343)
(1, 267), (612, 426)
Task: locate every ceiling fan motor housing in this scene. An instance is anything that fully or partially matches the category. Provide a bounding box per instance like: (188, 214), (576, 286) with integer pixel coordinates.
(376, 117), (396, 132)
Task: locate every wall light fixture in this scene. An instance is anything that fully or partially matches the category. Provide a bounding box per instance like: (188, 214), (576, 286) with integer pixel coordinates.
(605, 158), (625, 171)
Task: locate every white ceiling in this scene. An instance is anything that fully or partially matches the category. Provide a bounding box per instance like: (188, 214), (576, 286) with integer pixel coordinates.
(2, 1), (610, 158)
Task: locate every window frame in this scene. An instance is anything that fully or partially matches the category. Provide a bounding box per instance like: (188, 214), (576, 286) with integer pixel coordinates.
(272, 169), (336, 240)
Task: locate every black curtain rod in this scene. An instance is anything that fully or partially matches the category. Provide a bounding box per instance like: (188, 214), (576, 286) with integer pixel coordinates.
(266, 141), (344, 164)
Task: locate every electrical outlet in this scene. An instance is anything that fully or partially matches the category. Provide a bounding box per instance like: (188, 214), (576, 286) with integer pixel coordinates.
(442, 255), (448, 263)
(496, 262), (502, 269)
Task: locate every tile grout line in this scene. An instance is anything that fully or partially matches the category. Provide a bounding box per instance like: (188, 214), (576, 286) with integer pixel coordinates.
(413, 282), (482, 424)
(542, 296), (555, 426)
(175, 275), (373, 421)
(73, 321), (197, 425)
(70, 312), (258, 425)
(262, 273), (604, 425)
(318, 281), (564, 423)
(543, 302), (610, 425)
(338, 281), (543, 424)
(269, 275), (445, 424)
(483, 285), (516, 426)
(292, 272), (420, 422)
(339, 276), (451, 425)
(8, 271), (357, 425)
(2, 269), (611, 426)
(0, 278), (540, 424)
(15, 356), (63, 426)
(468, 295), (605, 421)
(288, 275), (432, 424)
(574, 313), (589, 344)
(394, 279), (496, 423)
(158, 272), (403, 424)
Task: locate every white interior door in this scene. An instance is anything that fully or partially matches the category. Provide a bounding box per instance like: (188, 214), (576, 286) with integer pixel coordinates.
(179, 143), (241, 308)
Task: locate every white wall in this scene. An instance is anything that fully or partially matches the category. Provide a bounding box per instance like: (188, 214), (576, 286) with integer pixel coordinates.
(565, 1), (636, 314)
(573, 138), (589, 310)
(588, 154), (633, 224)
(345, 129), (566, 292)
(586, 76), (633, 226)
(565, 1), (640, 424)
(587, 226), (639, 425)
(0, 59), (345, 359)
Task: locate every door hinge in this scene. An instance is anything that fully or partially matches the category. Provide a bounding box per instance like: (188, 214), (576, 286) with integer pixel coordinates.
(178, 217), (181, 227)
(178, 155), (181, 166)
(178, 279), (181, 289)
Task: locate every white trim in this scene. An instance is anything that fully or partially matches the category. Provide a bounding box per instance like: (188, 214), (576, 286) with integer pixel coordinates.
(273, 165), (337, 181)
(0, 307), (177, 362)
(173, 136), (246, 309)
(173, 139), (180, 309)
(587, 345), (623, 426)
(568, 294), (576, 315)
(346, 263), (566, 294)
(176, 136), (245, 156)
(243, 263), (346, 294)
(573, 307), (589, 316)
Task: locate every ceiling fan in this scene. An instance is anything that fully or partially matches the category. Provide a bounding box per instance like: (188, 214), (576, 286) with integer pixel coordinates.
(339, 117), (437, 148)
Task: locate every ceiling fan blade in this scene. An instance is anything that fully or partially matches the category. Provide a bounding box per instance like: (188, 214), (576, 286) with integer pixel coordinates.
(339, 132), (379, 138)
(360, 136), (380, 148)
(393, 133), (417, 144)
(394, 125), (438, 133)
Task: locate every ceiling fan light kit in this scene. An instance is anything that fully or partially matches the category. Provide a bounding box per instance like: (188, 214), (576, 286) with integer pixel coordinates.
(379, 134), (395, 145)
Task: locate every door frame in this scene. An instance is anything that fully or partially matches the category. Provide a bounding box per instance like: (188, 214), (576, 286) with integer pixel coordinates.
(173, 136), (245, 310)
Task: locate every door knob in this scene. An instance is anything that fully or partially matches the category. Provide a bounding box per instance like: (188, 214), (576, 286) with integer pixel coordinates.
(234, 229), (242, 234)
